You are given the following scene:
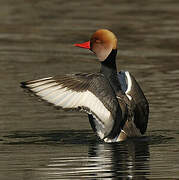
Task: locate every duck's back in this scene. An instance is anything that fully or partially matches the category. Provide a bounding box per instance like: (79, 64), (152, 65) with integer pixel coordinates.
(118, 71), (149, 135)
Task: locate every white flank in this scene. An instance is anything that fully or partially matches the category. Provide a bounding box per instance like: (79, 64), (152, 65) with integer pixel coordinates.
(125, 71), (132, 100)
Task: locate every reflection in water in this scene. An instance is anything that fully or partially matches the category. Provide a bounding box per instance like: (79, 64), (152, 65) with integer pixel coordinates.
(35, 136), (150, 179)
(0, 0), (179, 179)
(0, 130), (177, 179)
(88, 140), (150, 179)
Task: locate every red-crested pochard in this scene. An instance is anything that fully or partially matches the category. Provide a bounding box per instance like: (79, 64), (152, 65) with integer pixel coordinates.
(21, 29), (149, 143)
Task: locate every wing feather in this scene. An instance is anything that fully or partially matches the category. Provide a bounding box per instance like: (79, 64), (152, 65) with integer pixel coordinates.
(118, 71), (149, 134)
(21, 73), (120, 138)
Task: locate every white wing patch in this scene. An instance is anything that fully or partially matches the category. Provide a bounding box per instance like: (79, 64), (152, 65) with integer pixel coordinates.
(125, 71), (132, 100)
(25, 77), (114, 138)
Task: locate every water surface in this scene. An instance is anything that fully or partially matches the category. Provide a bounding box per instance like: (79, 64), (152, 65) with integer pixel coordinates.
(0, 0), (179, 179)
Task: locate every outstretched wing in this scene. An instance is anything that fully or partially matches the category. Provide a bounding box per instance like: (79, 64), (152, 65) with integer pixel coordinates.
(118, 71), (149, 134)
(21, 73), (121, 139)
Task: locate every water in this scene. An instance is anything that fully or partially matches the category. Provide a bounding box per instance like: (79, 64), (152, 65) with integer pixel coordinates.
(0, 0), (179, 179)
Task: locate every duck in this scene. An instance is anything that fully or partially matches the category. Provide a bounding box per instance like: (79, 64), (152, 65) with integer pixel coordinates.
(21, 29), (149, 143)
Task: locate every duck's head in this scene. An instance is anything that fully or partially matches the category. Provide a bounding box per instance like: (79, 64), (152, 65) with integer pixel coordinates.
(74, 29), (117, 61)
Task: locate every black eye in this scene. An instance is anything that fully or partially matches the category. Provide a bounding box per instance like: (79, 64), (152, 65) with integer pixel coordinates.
(95, 40), (101, 43)
(92, 37), (100, 43)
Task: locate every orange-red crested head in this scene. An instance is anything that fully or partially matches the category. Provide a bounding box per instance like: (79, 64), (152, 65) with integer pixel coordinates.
(74, 29), (118, 61)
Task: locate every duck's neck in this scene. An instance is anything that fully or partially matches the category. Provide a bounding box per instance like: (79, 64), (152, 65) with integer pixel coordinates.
(100, 49), (121, 92)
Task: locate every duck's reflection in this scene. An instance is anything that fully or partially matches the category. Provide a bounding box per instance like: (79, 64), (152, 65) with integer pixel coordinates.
(88, 138), (150, 179)
(39, 137), (150, 179)
(11, 130), (150, 179)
